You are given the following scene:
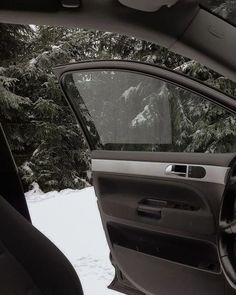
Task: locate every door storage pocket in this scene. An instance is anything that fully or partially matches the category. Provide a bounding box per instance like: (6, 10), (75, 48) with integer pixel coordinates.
(112, 244), (223, 295)
(108, 223), (220, 273)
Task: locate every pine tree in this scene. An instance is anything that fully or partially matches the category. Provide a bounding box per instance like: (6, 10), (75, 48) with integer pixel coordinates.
(0, 24), (34, 169)
(0, 25), (91, 192)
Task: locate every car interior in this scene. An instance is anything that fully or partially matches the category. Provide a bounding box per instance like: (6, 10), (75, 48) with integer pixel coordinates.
(0, 1), (236, 295)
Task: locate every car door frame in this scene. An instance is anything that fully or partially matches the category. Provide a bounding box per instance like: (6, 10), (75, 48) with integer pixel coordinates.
(54, 60), (236, 295)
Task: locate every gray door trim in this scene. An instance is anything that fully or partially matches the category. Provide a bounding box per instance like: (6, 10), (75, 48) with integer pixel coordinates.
(92, 159), (230, 185)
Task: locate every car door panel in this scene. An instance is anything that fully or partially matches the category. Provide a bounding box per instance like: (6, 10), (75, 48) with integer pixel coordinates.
(94, 172), (216, 236)
(54, 60), (236, 295)
(91, 150), (235, 295)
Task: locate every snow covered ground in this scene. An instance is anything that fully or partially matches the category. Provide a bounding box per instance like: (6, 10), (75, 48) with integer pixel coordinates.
(26, 186), (122, 295)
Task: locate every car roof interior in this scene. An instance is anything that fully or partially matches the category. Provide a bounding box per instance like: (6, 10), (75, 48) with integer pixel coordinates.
(0, 0), (236, 83)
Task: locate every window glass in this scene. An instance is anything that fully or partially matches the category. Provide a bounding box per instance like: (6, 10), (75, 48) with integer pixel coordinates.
(201, 0), (236, 26)
(64, 70), (236, 153)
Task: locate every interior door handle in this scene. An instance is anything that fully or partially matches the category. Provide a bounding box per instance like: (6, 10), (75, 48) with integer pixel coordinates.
(165, 164), (187, 177)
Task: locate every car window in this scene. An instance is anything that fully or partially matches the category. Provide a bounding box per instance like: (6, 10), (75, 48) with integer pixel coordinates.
(63, 70), (236, 153)
(201, 0), (236, 27)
